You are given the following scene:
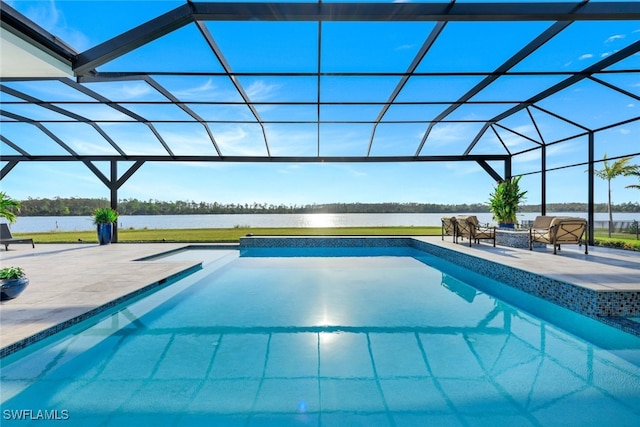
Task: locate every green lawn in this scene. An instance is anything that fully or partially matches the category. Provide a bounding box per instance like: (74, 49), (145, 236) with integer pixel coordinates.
(13, 226), (639, 250)
(593, 230), (639, 240)
(592, 230), (640, 251)
(14, 226), (441, 243)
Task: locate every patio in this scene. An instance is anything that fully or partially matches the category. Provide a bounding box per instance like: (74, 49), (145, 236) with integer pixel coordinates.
(1, 238), (639, 357)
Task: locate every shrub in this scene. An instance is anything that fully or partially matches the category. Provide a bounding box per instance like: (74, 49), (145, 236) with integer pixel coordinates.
(92, 207), (118, 224)
(593, 239), (640, 251)
(0, 267), (25, 280)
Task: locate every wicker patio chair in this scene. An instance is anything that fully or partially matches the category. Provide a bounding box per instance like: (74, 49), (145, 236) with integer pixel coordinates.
(455, 215), (496, 247)
(441, 216), (457, 242)
(529, 216), (588, 254)
(528, 215), (556, 250)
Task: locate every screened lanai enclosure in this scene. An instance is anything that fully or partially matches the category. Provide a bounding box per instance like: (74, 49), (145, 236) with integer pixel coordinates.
(1, 1), (639, 242)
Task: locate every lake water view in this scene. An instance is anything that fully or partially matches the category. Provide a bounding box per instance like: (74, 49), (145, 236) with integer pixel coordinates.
(7, 212), (640, 233)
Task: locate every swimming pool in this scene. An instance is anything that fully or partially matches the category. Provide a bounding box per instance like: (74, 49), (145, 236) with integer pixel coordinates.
(1, 244), (639, 426)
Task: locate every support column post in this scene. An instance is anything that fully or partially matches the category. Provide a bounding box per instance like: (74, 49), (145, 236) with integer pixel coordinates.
(588, 131), (595, 245)
(110, 161), (118, 243)
(541, 144), (547, 216)
(505, 157), (512, 181)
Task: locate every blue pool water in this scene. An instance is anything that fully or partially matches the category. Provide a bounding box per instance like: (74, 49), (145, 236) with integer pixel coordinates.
(1, 246), (639, 426)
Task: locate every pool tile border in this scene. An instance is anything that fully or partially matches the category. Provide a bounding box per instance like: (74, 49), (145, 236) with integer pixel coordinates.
(240, 236), (409, 248)
(0, 263), (202, 359)
(241, 236), (640, 336)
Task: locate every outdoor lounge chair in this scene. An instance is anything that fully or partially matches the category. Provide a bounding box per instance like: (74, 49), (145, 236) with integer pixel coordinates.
(441, 216), (457, 241)
(529, 216), (588, 254)
(455, 215), (496, 247)
(0, 223), (35, 251)
(528, 215), (555, 249)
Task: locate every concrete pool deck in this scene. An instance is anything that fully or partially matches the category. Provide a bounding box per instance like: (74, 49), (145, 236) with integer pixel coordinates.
(419, 236), (640, 293)
(0, 243), (237, 355)
(1, 238), (639, 356)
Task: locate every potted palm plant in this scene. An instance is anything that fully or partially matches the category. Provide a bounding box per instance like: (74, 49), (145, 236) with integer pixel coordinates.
(488, 176), (527, 228)
(1, 266), (29, 300)
(92, 207), (118, 245)
(0, 194), (29, 300)
(0, 191), (20, 223)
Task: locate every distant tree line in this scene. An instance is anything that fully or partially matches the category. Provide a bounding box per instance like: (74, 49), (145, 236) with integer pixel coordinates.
(14, 197), (640, 216)
(521, 202), (640, 213)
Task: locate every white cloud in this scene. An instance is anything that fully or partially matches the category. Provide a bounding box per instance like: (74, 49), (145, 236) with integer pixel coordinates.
(395, 44), (415, 51)
(277, 164), (302, 174)
(71, 140), (119, 155)
(173, 161), (232, 171)
(620, 128), (631, 135)
(605, 34), (625, 44)
(578, 53), (594, 61)
(120, 83), (153, 100)
(214, 124), (268, 156)
(217, 126), (248, 144)
(245, 80), (282, 100)
(81, 106), (134, 122)
(262, 125), (317, 156)
(78, 122), (168, 156)
(512, 149), (541, 164)
(427, 123), (477, 145)
(173, 79), (218, 100)
(73, 81), (154, 102)
(156, 127), (219, 156)
(442, 162), (484, 177)
(314, 164), (368, 178)
(546, 141), (576, 157)
(18, 0), (90, 51)
(36, 163), (101, 185)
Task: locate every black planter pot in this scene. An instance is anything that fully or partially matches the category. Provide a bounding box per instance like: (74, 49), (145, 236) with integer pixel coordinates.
(499, 223), (515, 229)
(1, 277), (29, 300)
(97, 223), (113, 245)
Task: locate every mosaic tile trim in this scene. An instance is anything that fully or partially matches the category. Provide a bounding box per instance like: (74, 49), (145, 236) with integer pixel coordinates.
(409, 239), (640, 320)
(0, 264), (202, 359)
(240, 236), (411, 248)
(597, 291), (640, 317)
(495, 230), (546, 249)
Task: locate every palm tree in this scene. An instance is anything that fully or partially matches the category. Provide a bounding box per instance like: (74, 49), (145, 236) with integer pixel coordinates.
(593, 155), (638, 237)
(625, 166), (640, 190)
(0, 192), (21, 223)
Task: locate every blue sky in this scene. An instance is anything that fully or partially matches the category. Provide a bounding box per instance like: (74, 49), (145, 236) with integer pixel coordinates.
(1, 0), (639, 207)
